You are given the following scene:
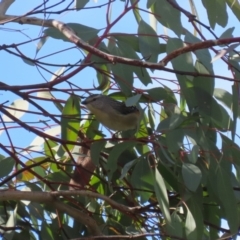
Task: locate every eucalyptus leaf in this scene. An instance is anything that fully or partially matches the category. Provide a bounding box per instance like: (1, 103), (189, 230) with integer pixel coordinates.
(44, 23), (100, 42)
(90, 141), (106, 165)
(0, 157), (15, 179)
(152, 0), (182, 36)
(75, 0), (89, 10)
(182, 163), (202, 192)
(107, 141), (136, 180)
(125, 94), (141, 106)
(185, 206), (197, 240)
(138, 19), (159, 63)
(61, 95), (80, 151)
(153, 168), (171, 223)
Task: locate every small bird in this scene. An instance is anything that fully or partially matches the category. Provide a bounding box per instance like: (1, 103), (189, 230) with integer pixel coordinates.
(82, 94), (140, 131)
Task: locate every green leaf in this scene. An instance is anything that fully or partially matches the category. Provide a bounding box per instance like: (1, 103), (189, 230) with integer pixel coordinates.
(90, 141), (106, 165)
(153, 168), (171, 223)
(185, 31), (213, 74)
(202, 0), (228, 28)
(182, 163), (202, 192)
(166, 38), (193, 73)
(166, 129), (184, 153)
(44, 140), (57, 157)
(226, 0), (240, 21)
(147, 0), (156, 8)
(158, 161), (179, 191)
(193, 61), (214, 96)
(84, 115), (102, 139)
(117, 40), (152, 86)
(36, 36), (48, 54)
(188, 145), (199, 164)
(185, 87), (232, 130)
(129, 0), (141, 23)
(138, 19), (159, 63)
(166, 211), (183, 237)
(214, 88), (235, 112)
(125, 94), (141, 106)
(208, 98), (232, 130)
(46, 171), (70, 190)
(203, 204), (220, 239)
(152, 0), (182, 36)
(96, 64), (110, 92)
(131, 157), (154, 203)
(187, 196), (204, 239)
(0, 157), (15, 179)
(75, 0), (89, 10)
(146, 87), (176, 103)
(17, 202), (30, 220)
(166, 38), (194, 99)
(13, 230), (31, 240)
(27, 203), (44, 220)
(221, 134), (240, 168)
(157, 113), (185, 131)
(107, 141), (136, 180)
(231, 83), (238, 141)
(41, 222), (54, 240)
(216, 167), (239, 233)
(22, 57), (35, 66)
(229, 60), (240, 80)
(44, 23), (100, 42)
(185, 206), (197, 240)
(89, 41), (109, 64)
(208, 161), (240, 233)
(108, 44), (133, 96)
(61, 95), (80, 151)
(148, 103), (155, 130)
(114, 34), (140, 52)
(219, 27), (235, 39)
(120, 159), (138, 179)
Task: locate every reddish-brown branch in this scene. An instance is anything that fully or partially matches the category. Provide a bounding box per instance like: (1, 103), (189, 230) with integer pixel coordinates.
(1, 14), (239, 90)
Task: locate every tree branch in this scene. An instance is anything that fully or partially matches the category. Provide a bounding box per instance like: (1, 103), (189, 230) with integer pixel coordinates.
(0, 0), (15, 15)
(0, 190), (102, 236)
(51, 190), (142, 214)
(1, 14), (240, 71)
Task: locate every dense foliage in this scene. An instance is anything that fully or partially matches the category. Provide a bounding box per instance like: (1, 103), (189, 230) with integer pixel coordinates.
(0, 0), (240, 239)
